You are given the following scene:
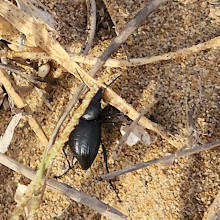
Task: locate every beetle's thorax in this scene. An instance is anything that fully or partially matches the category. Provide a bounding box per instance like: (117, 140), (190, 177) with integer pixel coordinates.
(82, 89), (103, 120)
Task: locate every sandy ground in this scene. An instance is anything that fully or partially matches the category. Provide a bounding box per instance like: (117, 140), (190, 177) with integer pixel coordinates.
(0, 0), (220, 219)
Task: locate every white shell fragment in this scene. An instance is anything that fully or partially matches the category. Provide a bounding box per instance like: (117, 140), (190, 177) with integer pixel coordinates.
(120, 124), (157, 147)
(38, 63), (50, 77)
(120, 128), (140, 146)
(14, 183), (28, 204)
(14, 183), (31, 217)
(0, 113), (23, 153)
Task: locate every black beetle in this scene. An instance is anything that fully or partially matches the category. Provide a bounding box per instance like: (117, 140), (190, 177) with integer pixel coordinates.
(58, 85), (121, 199)
(59, 75), (120, 175)
(68, 89), (103, 170)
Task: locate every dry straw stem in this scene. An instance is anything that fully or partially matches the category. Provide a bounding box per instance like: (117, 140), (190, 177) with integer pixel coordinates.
(101, 140), (220, 180)
(39, 82), (87, 204)
(6, 35), (220, 67)
(0, 69), (49, 219)
(0, 0), (181, 148)
(75, 36), (220, 67)
(0, 62), (26, 73)
(0, 153), (129, 220)
(0, 69), (48, 145)
(0, 62), (56, 85)
(203, 191), (220, 220)
(82, 0), (97, 55)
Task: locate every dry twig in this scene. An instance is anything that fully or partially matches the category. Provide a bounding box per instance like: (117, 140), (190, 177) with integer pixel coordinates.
(0, 153), (129, 220)
(7, 35), (220, 67)
(0, 69), (48, 145)
(100, 140), (220, 180)
(88, 0), (167, 77)
(82, 0), (97, 55)
(0, 62), (56, 84)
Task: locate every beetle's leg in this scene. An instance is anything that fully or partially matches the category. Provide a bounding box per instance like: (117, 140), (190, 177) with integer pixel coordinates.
(101, 141), (109, 173)
(62, 142), (72, 168)
(101, 141), (121, 201)
(54, 142), (72, 179)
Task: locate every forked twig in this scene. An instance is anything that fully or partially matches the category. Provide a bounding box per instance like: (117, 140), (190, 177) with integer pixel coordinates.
(0, 153), (129, 220)
(100, 140), (220, 180)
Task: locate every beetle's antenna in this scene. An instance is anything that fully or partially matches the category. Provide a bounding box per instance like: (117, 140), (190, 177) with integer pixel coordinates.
(104, 74), (121, 89)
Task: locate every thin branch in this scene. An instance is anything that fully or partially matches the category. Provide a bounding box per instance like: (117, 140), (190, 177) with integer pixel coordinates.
(34, 87), (53, 111)
(0, 62), (25, 72)
(82, 0), (97, 55)
(88, 0), (167, 77)
(7, 35), (220, 67)
(0, 62), (56, 84)
(40, 83), (85, 200)
(100, 140), (220, 180)
(0, 153), (129, 220)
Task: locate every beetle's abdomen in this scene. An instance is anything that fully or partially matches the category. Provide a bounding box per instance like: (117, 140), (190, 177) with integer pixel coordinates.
(69, 120), (101, 170)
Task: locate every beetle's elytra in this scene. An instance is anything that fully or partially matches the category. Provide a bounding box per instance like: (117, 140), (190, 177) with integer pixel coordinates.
(68, 88), (104, 170)
(69, 119), (101, 170)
